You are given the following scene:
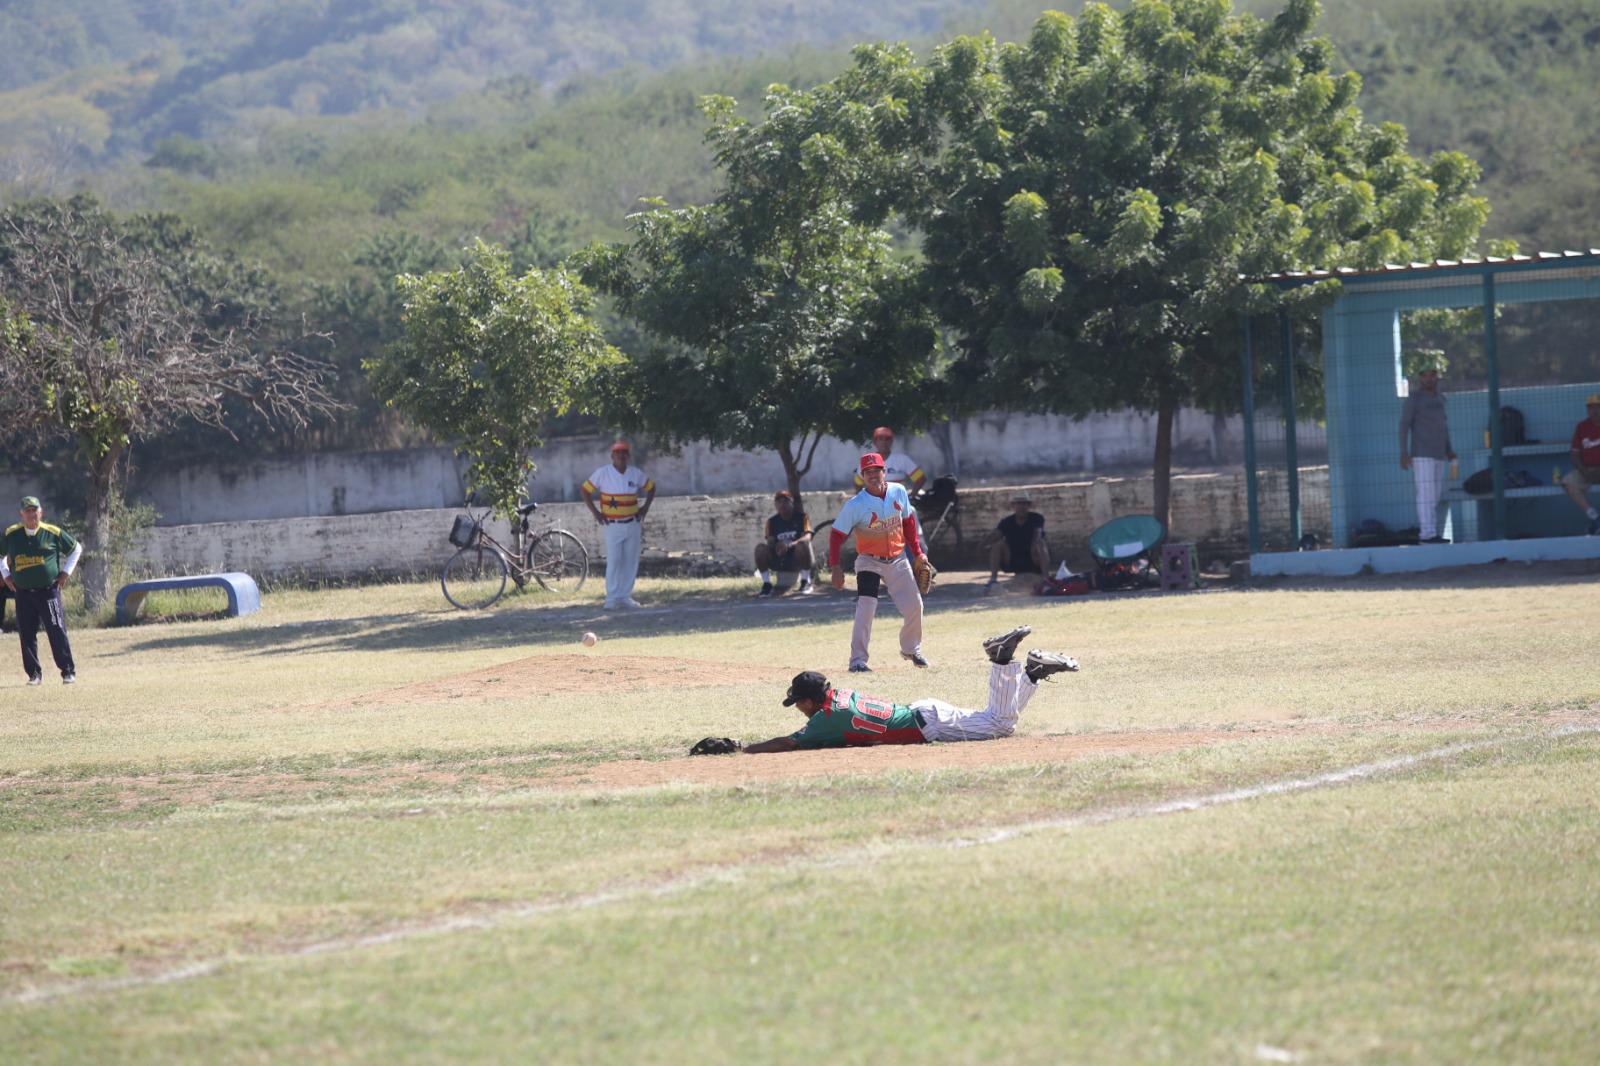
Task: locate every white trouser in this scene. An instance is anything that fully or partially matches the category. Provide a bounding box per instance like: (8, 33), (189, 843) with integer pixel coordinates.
(913, 662), (1038, 742)
(1412, 457), (1446, 539)
(602, 519), (642, 605)
(849, 553), (924, 669)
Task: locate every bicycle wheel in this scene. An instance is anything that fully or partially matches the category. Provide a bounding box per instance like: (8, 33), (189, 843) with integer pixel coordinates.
(526, 529), (589, 592)
(441, 545), (509, 609)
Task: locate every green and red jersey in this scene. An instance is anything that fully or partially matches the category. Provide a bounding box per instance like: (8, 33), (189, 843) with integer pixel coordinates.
(789, 687), (927, 748)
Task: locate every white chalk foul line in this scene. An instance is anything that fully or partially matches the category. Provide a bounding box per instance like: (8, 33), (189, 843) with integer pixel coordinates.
(8, 722), (1597, 1007)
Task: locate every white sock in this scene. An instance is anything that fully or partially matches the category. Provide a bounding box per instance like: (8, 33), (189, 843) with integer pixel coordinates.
(1588, 508), (1598, 520)
(801, 569), (812, 583)
(759, 570), (772, 583)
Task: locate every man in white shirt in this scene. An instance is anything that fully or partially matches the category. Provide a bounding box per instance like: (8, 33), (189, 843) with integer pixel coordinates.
(580, 442), (656, 609)
(849, 426), (927, 493)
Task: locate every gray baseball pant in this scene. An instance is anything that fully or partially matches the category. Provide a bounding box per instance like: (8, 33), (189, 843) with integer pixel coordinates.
(849, 553), (923, 669)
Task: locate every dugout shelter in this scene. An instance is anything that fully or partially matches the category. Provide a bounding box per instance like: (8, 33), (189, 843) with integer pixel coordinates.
(1241, 249), (1600, 577)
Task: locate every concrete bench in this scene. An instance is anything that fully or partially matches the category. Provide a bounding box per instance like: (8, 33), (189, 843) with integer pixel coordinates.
(1442, 483), (1591, 542)
(116, 573), (261, 625)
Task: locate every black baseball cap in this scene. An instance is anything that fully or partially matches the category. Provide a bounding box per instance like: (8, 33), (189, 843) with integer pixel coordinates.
(783, 670), (829, 706)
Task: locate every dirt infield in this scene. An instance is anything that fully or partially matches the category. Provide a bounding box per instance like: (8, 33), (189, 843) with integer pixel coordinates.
(535, 728), (1254, 789)
(324, 653), (794, 708)
(12, 727), (1266, 814)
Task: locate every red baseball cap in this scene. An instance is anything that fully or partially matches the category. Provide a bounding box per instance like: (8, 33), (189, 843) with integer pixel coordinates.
(610, 440), (631, 454)
(859, 452), (885, 472)
(774, 489), (793, 501)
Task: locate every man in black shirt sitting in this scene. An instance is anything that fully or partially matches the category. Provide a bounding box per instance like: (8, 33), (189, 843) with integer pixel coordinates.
(755, 490), (815, 596)
(984, 493), (1050, 593)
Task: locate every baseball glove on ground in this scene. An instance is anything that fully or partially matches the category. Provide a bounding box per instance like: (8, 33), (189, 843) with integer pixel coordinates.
(912, 555), (936, 595)
(689, 736), (741, 756)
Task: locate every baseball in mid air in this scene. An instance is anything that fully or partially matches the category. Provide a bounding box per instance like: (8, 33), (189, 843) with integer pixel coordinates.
(581, 631), (598, 647)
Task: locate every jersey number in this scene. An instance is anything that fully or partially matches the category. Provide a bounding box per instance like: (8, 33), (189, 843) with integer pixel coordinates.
(851, 697), (894, 734)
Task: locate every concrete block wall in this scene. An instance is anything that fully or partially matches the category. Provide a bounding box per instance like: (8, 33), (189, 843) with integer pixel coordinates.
(123, 468), (1332, 581)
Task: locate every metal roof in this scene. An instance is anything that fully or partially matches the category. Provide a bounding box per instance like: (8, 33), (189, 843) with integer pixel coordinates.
(1255, 248), (1600, 287)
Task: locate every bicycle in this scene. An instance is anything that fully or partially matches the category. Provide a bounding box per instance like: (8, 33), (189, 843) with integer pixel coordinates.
(441, 500), (589, 610)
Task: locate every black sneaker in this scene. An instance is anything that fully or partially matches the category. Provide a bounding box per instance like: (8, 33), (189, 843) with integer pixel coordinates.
(982, 624), (1032, 665)
(62, 672), (76, 685)
(902, 652), (930, 668)
(27, 674), (42, 686)
(759, 582), (774, 597)
(848, 663), (872, 673)
(1024, 650), (1079, 683)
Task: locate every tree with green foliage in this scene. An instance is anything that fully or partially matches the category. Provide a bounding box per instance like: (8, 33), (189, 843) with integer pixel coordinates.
(367, 240), (620, 517)
(0, 195), (340, 610)
(878, 0), (1493, 525)
(575, 87), (941, 511)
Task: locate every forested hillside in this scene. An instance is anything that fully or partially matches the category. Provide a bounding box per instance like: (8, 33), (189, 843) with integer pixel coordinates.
(0, 0), (990, 184)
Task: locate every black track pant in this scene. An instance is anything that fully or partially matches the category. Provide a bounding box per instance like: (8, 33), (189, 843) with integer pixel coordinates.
(15, 585), (74, 679)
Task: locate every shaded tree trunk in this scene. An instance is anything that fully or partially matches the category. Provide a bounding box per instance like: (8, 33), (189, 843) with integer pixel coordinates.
(1151, 398), (1176, 531)
(81, 442), (122, 612)
(775, 431), (825, 517)
(928, 419), (959, 477)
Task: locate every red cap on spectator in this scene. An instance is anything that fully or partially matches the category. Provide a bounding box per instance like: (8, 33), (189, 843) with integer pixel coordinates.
(872, 426), (894, 441)
(610, 440), (631, 454)
(774, 489), (792, 501)
(859, 452), (886, 472)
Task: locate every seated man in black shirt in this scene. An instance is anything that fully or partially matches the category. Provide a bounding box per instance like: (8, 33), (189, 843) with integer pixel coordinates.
(983, 493), (1050, 592)
(755, 490), (815, 596)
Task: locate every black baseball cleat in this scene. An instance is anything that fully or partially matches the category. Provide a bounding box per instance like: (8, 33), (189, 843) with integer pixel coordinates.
(1024, 650), (1079, 683)
(759, 582), (774, 597)
(848, 663), (872, 673)
(27, 674), (43, 686)
(982, 624), (1032, 665)
(902, 652), (930, 668)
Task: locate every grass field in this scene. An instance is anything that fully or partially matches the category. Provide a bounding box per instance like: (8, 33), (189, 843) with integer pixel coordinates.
(3, 566), (1599, 1063)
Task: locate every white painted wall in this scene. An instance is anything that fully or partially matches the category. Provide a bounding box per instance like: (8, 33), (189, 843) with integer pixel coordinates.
(0, 408), (1325, 527)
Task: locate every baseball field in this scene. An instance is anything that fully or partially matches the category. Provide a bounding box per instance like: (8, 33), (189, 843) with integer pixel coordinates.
(3, 567), (1599, 1063)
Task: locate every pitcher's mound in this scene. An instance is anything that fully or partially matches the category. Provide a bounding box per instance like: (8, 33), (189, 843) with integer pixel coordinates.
(329, 654), (791, 708)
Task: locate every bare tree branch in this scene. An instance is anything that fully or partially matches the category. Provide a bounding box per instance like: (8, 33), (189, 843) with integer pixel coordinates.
(0, 196), (342, 607)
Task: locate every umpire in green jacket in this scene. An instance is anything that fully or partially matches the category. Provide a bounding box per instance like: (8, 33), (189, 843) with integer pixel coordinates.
(1, 496), (81, 685)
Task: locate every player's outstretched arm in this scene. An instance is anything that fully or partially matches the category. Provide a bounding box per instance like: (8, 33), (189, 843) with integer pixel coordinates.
(743, 736), (801, 755)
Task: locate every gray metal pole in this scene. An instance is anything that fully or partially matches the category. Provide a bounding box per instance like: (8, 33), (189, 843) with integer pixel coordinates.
(1241, 314), (1260, 553)
(1484, 272), (1506, 539)
(1279, 309), (1301, 546)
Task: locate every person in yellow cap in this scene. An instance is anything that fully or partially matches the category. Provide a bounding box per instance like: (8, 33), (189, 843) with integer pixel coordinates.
(1560, 394), (1600, 535)
(1, 496), (81, 685)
